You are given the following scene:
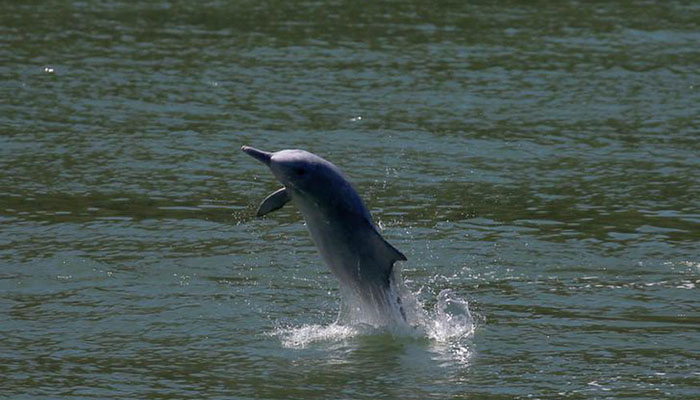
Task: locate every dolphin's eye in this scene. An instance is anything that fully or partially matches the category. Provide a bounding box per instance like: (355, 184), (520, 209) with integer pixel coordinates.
(295, 167), (306, 176)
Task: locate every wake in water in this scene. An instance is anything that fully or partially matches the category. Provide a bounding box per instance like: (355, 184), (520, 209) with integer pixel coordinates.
(273, 268), (476, 349)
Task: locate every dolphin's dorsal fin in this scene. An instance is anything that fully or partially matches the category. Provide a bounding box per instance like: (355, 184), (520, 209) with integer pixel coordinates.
(257, 187), (291, 217)
(363, 226), (407, 286)
(369, 225), (407, 268)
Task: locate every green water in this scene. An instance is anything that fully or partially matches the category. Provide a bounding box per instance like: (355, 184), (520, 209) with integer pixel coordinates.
(2, 1), (699, 398)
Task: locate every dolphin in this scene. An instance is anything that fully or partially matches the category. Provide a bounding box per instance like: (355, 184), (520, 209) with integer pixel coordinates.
(241, 145), (408, 326)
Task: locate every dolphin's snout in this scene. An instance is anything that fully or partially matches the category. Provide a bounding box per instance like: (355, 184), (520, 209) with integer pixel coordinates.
(241, 145), (272, 166)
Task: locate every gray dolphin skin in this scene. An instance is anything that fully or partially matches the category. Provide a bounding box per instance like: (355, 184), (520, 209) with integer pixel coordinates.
(241, 145), (407, 326)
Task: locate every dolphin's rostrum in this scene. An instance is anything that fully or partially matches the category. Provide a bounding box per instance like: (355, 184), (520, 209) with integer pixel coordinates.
(242, 145), (408, 326)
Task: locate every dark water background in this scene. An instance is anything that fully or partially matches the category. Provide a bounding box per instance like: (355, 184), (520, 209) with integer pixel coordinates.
(2, 1), (699, 398)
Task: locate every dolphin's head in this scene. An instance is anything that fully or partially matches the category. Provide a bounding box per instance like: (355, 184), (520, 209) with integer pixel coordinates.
(241, 146), (341, 195)
(268, 149), (320, 191)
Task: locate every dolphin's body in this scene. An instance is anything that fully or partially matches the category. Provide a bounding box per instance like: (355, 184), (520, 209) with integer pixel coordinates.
(242, 146), (407, 326)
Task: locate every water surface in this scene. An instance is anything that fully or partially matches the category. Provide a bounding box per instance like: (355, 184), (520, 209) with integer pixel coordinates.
(2, 1), (699, 399)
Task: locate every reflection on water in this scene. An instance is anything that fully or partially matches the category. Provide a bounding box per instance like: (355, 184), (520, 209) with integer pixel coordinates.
(2, 0), (699, 398)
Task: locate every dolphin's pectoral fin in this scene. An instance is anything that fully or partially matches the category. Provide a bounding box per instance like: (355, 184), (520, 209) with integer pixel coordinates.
(256, 187), (291, 217)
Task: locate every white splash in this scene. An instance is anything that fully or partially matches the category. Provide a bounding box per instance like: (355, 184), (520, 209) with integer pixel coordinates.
(274, 323), (361, 349)
(272, 272), (476, 352)
(424, 289), (476, 342)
